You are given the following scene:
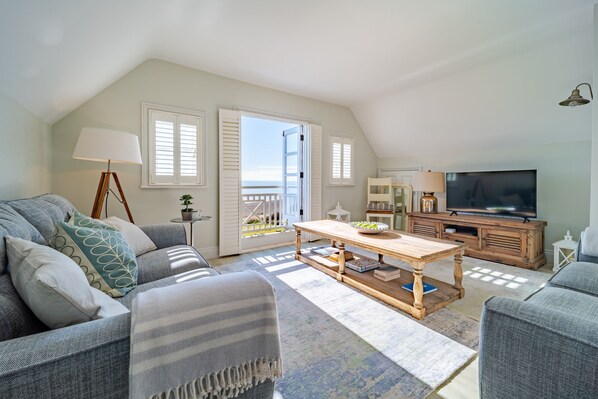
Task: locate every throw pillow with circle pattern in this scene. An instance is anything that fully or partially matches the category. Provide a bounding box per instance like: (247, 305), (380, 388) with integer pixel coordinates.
(51, 221), (138, 297)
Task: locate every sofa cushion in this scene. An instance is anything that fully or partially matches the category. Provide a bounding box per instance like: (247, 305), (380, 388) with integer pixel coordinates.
(103, 216), (157, 256)
(7, 236), (130, 329)
(116, 267), (219, 309)
(52, 222), (138, 298)
(0, 203), (45, 273)
(136, 245), (212, 285)
(6, 194), (75, 244)
(0, 273), (47, 342)
(526, 286), (598, 319)
(547, 261), (598, 297)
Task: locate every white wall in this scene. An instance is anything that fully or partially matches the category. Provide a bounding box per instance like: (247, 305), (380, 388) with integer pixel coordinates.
(591, 4), (598, 226)
(51, 59), (377, 257)
(378, 140), (591, 258)
(352, 11), (593, 159)
(0, 91), (52, 200)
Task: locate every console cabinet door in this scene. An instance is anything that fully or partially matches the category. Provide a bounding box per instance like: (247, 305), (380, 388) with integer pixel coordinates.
(481, 228), (526, 257)
(409, 218), (441, 238)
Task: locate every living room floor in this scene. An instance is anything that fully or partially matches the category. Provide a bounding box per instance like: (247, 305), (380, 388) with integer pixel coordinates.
(210, 240), (553, 399)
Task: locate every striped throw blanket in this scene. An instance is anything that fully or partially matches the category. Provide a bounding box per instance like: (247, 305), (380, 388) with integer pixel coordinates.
(129, 271), (282, 399)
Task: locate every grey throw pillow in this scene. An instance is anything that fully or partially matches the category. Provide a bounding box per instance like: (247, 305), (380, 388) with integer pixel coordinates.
(6, 236), (129, 329)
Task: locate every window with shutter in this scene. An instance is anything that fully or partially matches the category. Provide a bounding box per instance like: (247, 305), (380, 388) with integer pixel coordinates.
(142, 103), (206, 187)
(329, 136), (354, 185)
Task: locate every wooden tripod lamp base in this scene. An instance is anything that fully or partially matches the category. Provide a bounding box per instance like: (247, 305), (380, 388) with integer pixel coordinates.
(91, 171), (135, 223)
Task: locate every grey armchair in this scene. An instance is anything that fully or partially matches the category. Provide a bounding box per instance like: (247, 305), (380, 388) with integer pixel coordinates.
(479, 235), (598, 399)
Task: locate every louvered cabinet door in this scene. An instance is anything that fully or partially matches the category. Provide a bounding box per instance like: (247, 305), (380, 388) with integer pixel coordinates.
(408, 219), (440, 238)
(481, 228), (525, 257)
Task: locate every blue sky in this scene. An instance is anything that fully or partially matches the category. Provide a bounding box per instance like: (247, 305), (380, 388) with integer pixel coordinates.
(241, 116), (298, 182)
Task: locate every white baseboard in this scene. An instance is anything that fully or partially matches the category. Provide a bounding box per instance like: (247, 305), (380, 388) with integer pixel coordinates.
(197, 246), (219, 260)
(544, 248), (554, 266)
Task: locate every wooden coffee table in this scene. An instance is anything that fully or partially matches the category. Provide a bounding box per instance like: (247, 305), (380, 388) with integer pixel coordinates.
(294, 220), (467, 319)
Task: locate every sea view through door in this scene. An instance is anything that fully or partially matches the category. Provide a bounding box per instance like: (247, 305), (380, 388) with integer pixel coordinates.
(241, 115), (306, 251)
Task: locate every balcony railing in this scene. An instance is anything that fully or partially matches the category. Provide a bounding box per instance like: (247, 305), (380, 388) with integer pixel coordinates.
(242, 186), (287, 235)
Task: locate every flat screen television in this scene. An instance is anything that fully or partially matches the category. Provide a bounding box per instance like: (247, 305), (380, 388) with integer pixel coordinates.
(446, 170), (537, 218)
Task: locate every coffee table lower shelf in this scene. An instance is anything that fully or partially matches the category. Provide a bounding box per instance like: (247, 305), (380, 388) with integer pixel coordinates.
(298, 252), (462, 318)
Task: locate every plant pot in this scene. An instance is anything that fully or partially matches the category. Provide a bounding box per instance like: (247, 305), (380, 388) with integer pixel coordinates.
(181, 210), (195, 221)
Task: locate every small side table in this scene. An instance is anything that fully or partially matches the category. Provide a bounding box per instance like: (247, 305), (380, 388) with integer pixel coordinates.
(170, 216), (212, 246)
(552, 239), (578, 272)
(327, 204), (351, 222)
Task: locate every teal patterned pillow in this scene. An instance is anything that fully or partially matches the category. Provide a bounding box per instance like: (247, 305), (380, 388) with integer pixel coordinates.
(69, 210), (117, 231)
(51, 221), (138, 297)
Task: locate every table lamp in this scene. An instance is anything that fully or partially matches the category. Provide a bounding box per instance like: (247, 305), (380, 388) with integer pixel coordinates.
(413, 170), (445, 213)
(73, 127), (142, 223)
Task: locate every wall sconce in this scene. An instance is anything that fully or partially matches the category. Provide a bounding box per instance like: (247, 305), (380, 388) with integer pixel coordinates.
(559, 83), (593, 106)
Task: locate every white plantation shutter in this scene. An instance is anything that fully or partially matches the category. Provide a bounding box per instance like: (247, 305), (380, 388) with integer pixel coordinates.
(219, 109), (241, 256)
(155, 121), (174, 176)
(178, 115), (200, 184)
(303, 123), (322, 241)
(150, 111), (176, 184)
(309, 124), (322, 221)
(343, 142), (352, 180)
(330, 136), (354, 185)
(142, 103), (205, 187)
(332, 142), (342, 179)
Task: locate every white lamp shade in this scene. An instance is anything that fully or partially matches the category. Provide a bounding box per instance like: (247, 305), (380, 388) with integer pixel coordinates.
(413, 171), (445, 193)
(73, 128), (142, 164)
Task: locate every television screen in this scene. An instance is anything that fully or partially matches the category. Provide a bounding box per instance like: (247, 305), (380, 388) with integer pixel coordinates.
(446, 170), (537, 218)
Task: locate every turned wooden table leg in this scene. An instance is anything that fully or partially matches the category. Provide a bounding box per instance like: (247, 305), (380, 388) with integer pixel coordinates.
(295, 229), (302, 259)
(411, 262), (425, 319)
(337, 242), (346, 281)
(454, 251), (465, 298)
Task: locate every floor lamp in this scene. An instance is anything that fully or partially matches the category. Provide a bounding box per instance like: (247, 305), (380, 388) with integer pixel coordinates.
(73, 127), (142, 223)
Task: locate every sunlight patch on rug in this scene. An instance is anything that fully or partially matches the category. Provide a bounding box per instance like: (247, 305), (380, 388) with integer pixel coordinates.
(275, 265), (476, 389)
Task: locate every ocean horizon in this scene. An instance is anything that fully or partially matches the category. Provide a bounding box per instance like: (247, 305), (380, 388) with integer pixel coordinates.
(242, 180), (283, 194)
(242, 180), (282, 187)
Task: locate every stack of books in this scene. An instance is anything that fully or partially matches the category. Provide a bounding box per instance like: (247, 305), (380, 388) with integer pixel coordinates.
(310, 246), (339, 257)
(310, 246), (355, 262)
(373, 266), (402, 281)
(346, 256), (381, 272)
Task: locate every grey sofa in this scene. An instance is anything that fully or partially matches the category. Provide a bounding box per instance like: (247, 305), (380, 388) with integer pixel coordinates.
(479, 238), (598, 399)
(0, 194), (275, 399)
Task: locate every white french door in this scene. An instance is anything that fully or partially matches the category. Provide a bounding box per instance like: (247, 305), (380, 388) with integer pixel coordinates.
(219, 108), (321, 255)
(282, 125), (304, 226)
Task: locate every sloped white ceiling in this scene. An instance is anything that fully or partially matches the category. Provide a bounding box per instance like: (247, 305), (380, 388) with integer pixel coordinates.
(0, 0), (595, 156)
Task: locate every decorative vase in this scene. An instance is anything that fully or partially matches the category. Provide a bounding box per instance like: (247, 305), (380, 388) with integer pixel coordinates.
(181, 210), (195, 221)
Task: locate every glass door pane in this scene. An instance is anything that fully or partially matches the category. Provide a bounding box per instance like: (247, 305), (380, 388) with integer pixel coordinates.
(282, 126), (302, 225)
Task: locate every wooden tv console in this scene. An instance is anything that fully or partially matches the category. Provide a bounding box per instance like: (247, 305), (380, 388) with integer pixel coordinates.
(408, 212), (547, 270)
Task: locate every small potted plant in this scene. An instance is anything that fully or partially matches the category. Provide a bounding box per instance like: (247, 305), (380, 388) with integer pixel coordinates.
(180, 194), (195, 220)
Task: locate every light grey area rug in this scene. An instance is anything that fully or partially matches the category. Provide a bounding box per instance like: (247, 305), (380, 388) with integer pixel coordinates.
(215, 245), (494, 399)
